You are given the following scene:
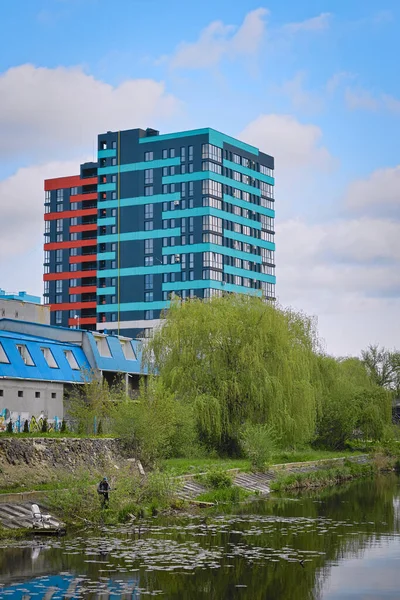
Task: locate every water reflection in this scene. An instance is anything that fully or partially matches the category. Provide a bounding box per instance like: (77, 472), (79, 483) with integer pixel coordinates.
(1, 475), (400, 599)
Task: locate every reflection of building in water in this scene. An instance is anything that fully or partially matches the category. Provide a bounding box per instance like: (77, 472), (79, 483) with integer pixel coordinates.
(0, 574), (140, 599)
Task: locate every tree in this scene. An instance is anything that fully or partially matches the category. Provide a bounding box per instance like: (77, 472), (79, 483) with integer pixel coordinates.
(315, 356), (392, 448)
(65, 371), (126, 434)
(145, 295), (322, 454)
(361, 344), (400, 394)
(23, 419), (29, 433)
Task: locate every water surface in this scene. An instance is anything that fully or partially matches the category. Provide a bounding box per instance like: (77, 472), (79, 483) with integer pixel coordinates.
(1, 475), (400, 599)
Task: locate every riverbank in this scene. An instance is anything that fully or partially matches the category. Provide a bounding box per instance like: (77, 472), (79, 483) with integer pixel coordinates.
(0, 450), (390, 538)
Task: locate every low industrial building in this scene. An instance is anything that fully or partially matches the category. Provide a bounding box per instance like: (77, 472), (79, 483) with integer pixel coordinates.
(0, 319), (146, 431)
(0, 288), (50, 325)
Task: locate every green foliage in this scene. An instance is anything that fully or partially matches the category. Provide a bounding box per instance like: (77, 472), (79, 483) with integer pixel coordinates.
(6, 420), (12, 433)
(65, 372), (126, 434)
(201, 469), (233, 489)
(23, 419), (29, 433)
(146, 295), (321, 453)
(271, 462), (376, 492)
(60, 419), (67, 433)
(197, 486), (250, 503)
(315, 356), (392, 449)
(112, 376), (193, 466)
(96, 420), (103, 435)
(41, 418), (48, 433)
(241, 422), (276, 471)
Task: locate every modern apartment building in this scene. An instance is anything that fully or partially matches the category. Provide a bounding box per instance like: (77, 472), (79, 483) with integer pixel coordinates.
(44, 127), (276, 339)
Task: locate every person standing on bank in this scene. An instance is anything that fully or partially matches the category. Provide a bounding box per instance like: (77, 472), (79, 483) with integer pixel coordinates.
(97, 477), (110, 508)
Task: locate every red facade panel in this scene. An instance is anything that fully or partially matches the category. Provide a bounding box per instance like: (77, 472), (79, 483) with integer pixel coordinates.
(44, 270), (97, 281)
(44, 176), (97, 191)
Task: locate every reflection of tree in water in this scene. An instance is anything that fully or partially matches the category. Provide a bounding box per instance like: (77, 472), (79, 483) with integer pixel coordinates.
(0, 476), (399, 599)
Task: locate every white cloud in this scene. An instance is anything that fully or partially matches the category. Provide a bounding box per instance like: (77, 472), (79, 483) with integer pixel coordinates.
(276, 216), (400, 354)
(163, 8), (268, 69)
(345, 86), (400, 113)
(283, 12), (331, 34)
(0, 64), (181, 161)
(345, 164), (400, 216)
(0, 158), (87, 296)
(239, 113), (333, 172)
(272, 72), (323, 112)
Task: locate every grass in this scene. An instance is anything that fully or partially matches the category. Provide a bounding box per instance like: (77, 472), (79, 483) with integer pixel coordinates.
(0, 476), (98, 496)
(270, 462), (376, 492)
(162, 449), (364, 477)
(197, 487), (252, 504)
(161, 458), (250, 477)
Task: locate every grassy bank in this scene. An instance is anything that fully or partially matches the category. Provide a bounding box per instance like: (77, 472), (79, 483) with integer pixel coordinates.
(162, 449), (363, 477)
(270, 461), (378, 492)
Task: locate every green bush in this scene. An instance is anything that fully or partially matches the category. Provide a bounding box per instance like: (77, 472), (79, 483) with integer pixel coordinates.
(6, 421), (13, 434)
(241, 423), (276, 471)
(41, 418), (48, 433)
(97, 420), (103, 435)
(23, 420), (29, 433)
(203, 469), (233, 489)
(60, 419), (67, 433)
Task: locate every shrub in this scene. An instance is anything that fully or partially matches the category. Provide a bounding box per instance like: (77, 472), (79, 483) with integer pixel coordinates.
(41, 418), (48, 433)
(6, 421), (13, 434)
(203, 469), (233, 489)
(97, 420), (103, 435)
(241, 423), (276, 471)
(23, 419), (29, 433)
(60, 419), (67, 433)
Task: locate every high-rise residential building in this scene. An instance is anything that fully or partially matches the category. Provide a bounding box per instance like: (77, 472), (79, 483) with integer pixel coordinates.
(44, 127), (276, 338)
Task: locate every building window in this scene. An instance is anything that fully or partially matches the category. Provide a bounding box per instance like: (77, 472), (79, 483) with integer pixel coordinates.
(170, 148), (175, 158)
(41, 347), (58, 368)
(202, 144), (222, 162)
(144, 221), (153, 231)
(189, 271), (194, 281)
(71, 202), (78, 211)
(145, 310), (154, 320)
(203, 252), (223, 269)
(145, 169), (154, 184)
(17, 344), (35, 366)
(35, 391), (41, 399)
(55, 310), (62, 324)
(202, 180), (222, 198)
(144, 151), (154, 161)
(145, 186), (154, 196)
(145, 204), (154, 219)
(188, 146), (193, 160)
(51, 392), (57, 399)
(145, 274), (153, 290)
(70, 279), (77, 287)
(145, 292), (153, 302)
(56, 203), (64, 212)
(45, 190), (51, 202)
(145, 239), (153, 254)
(162, 149), (168, 159)
(145, 256), (153, 266)
(57, 189), (63, 201)
(203, 215), (222, 234)
(55, 280), (63, 294)
(70, 217), (78, 226)
(18, 390), (23, 398)
(70, 232), (78, 241)
(71, 187), (78, 195)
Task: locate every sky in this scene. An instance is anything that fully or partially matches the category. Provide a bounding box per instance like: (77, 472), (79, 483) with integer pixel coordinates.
(0, 0), (399, 357)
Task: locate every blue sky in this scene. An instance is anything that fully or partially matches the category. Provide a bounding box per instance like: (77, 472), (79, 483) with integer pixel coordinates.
(0, 0), (399, 355)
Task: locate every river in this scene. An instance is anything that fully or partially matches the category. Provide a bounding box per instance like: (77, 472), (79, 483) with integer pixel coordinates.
(1, 475), (400, 599)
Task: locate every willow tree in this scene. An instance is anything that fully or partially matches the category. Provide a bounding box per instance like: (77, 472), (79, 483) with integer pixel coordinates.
(145, 295), (322, 454)
(315, 356), (392, 448)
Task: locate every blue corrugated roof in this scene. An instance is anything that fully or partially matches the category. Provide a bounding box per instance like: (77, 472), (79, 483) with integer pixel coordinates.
(0, 331), (90, 383)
